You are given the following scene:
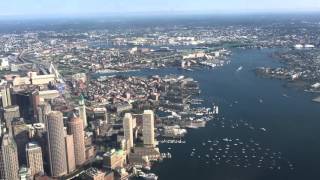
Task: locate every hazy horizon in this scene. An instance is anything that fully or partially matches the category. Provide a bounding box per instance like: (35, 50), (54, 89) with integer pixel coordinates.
(0, 0), (319, 19)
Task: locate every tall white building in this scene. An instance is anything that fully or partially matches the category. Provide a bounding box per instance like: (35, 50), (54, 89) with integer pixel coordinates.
(143, 110), (155, 147)
(79, 95), (87, 128)
(123, 113), (134, 149)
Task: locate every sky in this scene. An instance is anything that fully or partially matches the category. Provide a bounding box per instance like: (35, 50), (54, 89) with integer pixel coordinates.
(0, 0), (320, 17)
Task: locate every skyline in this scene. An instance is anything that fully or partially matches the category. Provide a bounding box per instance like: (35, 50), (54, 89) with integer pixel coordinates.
(0, 0), (320, 18)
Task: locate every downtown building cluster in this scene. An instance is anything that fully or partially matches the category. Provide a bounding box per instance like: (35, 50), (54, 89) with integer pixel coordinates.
(0, 61), (160, 180)
(0, 67), (90, 179)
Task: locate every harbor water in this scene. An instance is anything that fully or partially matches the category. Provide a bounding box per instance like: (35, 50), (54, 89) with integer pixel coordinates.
(100, 48), (320, 180)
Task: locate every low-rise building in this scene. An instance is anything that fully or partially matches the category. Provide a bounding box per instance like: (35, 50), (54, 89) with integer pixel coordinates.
(103, 149), (126, 169)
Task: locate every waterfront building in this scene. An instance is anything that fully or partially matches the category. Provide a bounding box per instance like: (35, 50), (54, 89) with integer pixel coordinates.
(79, 95), (88, 128)
(128, 147), (161, 166)
(123, 113), (134, 150)
(26, 142), (44, 178)
(0, 133), (19, 180)
(143, 110), (155, 147)
(68, 116), (86, 166)
(46, 111), (67, 177)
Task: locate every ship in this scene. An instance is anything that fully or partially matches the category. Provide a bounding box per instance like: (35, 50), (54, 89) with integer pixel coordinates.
(140, 173), (159, 180)
(236, 66), (243, 72)
(213, 105), (219, 114)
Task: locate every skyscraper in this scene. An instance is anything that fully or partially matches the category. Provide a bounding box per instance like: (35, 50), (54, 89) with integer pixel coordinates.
(68, 116), (86, 166)
(26, 142), (44, 178)
(12, 119), (29, 165)
(79, 95), (87, 128)
(36, 101), (51, 124)
(31, 90), (40, 121)
(0, 133), (19, 180)
(0, 86), (11, 108)
(123, 113), (134, 149)
(2, 105), (20, 133)
(143, 110), (155, 147)
(64, 134), (76, 173)
(46, 111), (67, 177)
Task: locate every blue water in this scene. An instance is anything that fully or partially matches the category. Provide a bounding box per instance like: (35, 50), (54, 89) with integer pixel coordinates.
(101, 48), (320, 180)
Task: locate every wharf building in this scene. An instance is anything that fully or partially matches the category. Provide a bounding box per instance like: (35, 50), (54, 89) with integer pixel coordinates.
(128, 110), (160, 166)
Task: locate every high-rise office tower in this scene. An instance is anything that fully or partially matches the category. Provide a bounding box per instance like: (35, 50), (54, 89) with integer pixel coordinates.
(12, 119), (29, 165)
(0, 86), (11, 108)
(26, 142), (44, 178)
(123, 113), (134, 149)
(36, 102), (51, 124)
(64, 134), (76, 173)
(0, 133), (19, 180)
(37, 102), (51, 124)
(2, 105), (20, 134)
(68, 116), (86, 166)
(79, 95), (87, 128)
(143, 110), (155, 147)
(46, 111), (67, 177)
